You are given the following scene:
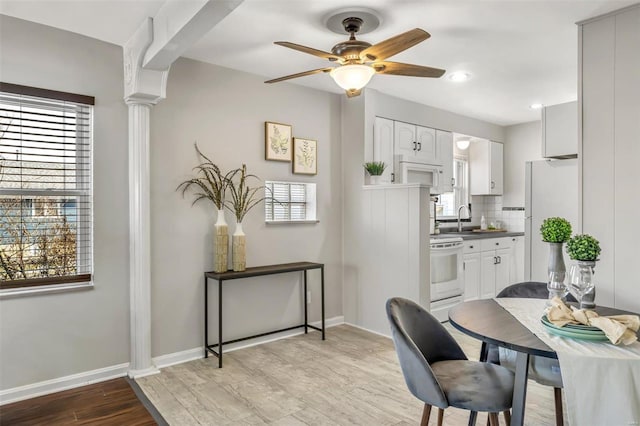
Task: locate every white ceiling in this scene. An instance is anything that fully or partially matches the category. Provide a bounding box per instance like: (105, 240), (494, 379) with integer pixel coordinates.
(1, 0), (635, 126)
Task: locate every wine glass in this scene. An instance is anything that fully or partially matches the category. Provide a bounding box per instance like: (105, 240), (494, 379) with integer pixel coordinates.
(547, 270), (568, 305)
(569, 264), (595, 309)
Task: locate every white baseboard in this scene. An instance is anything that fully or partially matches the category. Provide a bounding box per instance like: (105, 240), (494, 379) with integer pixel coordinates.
(0, 362), (129, 406)
(343, 321), (392, 339)
(153, 315), (345, 369)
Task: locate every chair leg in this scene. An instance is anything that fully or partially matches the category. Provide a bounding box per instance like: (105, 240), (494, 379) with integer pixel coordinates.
(488, 412), (500, 426)
(468, 411), (478, 426)
(437, 408), (445, 426)
(421, 404), (432, 426)
(503, 410), (511, 425)
(554, 387), (564, 426)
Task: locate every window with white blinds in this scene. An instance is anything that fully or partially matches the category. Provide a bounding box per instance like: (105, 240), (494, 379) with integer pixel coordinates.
(0, 83), (94, 290)
(265, 181), (316, 222)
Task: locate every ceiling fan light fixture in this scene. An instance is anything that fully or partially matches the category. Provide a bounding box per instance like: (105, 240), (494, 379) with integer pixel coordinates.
(330, 64), (375, 91)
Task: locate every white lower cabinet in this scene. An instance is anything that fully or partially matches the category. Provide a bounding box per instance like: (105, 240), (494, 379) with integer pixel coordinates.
(463, 236), (524, 301)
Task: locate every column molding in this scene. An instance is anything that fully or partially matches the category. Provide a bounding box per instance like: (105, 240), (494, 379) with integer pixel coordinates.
(124, 18), (168, 379)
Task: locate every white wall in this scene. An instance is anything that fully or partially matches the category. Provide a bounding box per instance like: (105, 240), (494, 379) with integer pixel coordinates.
(503, 121), (543, 208)
(0, 16), (130, 390)
(150, 58), (343, 357)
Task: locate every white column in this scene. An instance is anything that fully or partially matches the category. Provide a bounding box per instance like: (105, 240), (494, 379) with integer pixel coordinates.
(123, 19), (167, 379)
(126, 101), (158, 377)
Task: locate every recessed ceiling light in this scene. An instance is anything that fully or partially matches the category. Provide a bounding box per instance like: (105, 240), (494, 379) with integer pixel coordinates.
(448, 72), (470, 82)
(529, 103), (544, 110)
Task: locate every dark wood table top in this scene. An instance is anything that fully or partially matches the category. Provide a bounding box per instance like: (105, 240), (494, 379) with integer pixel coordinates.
(449, 299), (557, 359)
(205, 261), (323, 281)
(449, 299), (640, 359)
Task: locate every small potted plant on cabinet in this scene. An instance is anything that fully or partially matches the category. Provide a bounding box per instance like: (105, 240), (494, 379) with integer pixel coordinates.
(364, 161), (386, 185)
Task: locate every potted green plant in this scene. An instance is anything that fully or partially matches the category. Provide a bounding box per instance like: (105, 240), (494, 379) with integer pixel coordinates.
(566, 234), (601, 308)
(226, 164), (268, 271)
(364, 161), (386, 185)
(566, 234), (601, 262)
(177, 144), (236, 273)
(540, 217), (572, 298)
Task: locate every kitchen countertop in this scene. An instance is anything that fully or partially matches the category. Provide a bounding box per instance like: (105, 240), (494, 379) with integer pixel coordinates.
(430, 230), (524, 241)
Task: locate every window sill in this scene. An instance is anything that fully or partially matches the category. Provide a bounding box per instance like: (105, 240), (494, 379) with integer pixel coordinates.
(0, 281), (94, 299)
(265, 220), (320, 225)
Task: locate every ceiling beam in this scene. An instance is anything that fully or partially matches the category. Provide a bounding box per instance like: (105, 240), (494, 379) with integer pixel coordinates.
(143, 0), (244, 70)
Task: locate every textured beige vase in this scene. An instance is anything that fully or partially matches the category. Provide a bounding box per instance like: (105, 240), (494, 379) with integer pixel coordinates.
(232, 222), (246, 272)
(213, 209), (228, 273)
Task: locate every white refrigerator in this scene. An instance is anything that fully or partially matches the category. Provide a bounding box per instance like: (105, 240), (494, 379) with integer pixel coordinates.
(525, 159), (578, 282)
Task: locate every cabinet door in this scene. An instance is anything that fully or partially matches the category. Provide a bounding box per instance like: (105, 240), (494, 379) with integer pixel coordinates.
(463, 253), (481, 301)
(495, 247), (512, 295)
(415, 126), (437, 163)
(469, 139), (490, 195)
(374, 117), (395, 183)
(542, 101), (578, 158)
(490, 141), (503, 195)
(394, 121), (417, 157)
(437, 130), (454, 193)
(481, 251), (497, 299)
(511, 236), (525, 284)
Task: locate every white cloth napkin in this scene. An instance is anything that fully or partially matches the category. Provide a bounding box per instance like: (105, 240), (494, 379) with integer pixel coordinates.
(546, 296), (640, 345)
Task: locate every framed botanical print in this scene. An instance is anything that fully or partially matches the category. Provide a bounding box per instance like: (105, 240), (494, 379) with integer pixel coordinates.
(292, 137), (317, 175)
(265, 121), (292, 162)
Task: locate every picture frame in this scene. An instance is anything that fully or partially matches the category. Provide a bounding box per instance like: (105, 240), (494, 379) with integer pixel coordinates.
(292, 137), (317, 175)
(265, 121), (292, 162)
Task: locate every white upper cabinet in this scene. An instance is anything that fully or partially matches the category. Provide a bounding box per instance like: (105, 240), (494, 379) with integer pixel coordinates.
(436, 130), (454, 193)
(394, 121), (438, 164)
(542, 101), (578, 158)
(469, 139), (503, 195)
(373, 117), (395, 183)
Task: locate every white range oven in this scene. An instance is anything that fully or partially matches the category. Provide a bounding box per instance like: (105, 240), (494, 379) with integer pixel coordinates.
(430, 236), (464, 322)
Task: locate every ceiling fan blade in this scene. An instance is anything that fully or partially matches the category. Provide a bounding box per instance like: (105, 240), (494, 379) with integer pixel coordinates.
(274, 41), (343, 62)
(373, 61), (445, 78)
(346, 89), (362, 98)
(265, 67), (334, 84)
(360, 28), (430, 62)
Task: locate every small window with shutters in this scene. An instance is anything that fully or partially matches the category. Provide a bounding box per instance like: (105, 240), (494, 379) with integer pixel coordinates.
(0, 83), (94, 291)
(264, 181), (317, 223)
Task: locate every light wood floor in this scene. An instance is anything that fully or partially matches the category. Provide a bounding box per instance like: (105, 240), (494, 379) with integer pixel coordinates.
(137, 324), (565, 425)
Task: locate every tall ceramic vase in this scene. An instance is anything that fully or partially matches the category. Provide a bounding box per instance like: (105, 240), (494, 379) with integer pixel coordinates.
(232, 222), (246, 272)
(547, 242), (567, 300)
(213, 208), (228, 273)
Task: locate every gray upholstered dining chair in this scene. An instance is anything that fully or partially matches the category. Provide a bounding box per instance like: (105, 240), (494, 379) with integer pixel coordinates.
(386, 297), (514, 426)
(489, 282), (575, 426)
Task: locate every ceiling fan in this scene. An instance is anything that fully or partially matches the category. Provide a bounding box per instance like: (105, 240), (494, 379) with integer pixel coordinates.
(265, 17), (445, 98)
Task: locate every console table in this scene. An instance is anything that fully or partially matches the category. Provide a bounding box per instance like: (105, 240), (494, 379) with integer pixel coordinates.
(204, 261), (325, 367)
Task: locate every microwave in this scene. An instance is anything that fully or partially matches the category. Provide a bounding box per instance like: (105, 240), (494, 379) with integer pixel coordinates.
(394, 155), (443, 194)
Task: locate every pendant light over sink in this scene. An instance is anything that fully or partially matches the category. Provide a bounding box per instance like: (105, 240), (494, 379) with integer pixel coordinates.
(265, 11), (446, 98)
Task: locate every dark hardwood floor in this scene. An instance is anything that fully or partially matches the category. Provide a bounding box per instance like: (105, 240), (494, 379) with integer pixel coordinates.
(0, 378), (158, 425)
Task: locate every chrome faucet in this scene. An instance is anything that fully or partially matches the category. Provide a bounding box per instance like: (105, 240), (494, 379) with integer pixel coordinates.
(457, 205), (470, 232)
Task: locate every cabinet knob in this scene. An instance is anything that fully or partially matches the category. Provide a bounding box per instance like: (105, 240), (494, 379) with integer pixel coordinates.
(469, 245), (474, 249)
(495, 242), (499, 246)
(417, 142), (422, 151)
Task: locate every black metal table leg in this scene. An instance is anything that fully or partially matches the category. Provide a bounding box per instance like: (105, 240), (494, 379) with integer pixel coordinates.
(511, 351), (530, 426)
(304, 270), (308, 334)
(321, 265), (325, 340)
(204, 275), (208, 358)
(218, 278), (223, 368)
